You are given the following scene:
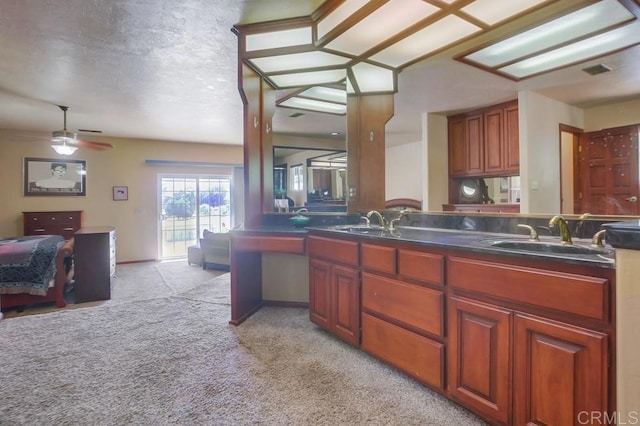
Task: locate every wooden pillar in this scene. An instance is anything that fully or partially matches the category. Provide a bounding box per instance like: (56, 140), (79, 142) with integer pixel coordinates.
(347, 94), (394, 213)
(238, 64), (275, 227)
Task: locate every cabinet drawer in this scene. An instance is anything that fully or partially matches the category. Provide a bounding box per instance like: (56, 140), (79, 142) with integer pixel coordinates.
(233, 235), (305, 254)
(362, 272), (443, 338)
(307, 236), (358, 266)
(448, 257), (609, 321)
(362, 313), (444, 390)
(361, 243), (396, 274)
(398, 249), (444, 286)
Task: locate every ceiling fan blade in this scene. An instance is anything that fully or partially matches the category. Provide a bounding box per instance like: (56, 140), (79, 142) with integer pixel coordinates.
(74, 139), (114, 150)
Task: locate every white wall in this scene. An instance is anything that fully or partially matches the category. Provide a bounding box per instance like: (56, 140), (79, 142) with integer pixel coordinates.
(584, 98), (640, 131)
(518, 91), (584, 214)
(385, 141), (422, 202)
(425, 113), (449, 211)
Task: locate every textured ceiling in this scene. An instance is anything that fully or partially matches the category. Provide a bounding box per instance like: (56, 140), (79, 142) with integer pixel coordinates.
(0, 0), (639, 148)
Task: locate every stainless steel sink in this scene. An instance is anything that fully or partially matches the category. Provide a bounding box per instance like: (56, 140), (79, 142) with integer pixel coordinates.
(330, 224), (399, 237)
(487, 239), (613, 256)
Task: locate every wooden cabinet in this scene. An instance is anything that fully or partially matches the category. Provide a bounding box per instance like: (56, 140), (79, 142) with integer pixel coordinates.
(23, 210), (83, 240)
(448, 100), (519, 178)
(513, 313), (608, 425)
(308, 236), (360, 346)
(448, 296), (512, 425)
(360, 242), (445, 390)
(447, 255), (611, 424)
(74, 226), (116, 303)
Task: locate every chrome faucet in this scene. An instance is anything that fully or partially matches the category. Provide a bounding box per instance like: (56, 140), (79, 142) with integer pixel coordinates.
(294, 208), (308, 213)
(366, 210), (386, 228)
(548, 215), (573, 245)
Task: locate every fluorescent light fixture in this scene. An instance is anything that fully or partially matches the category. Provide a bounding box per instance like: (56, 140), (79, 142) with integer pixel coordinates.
(499, 20), (640, 78)
(370, 14), (481, 68)
(279, 97), (347, 115)
(465, 0), (634, 67)
(317, 0), (368, 40)
(268, 69), (346, 88)
(248, 51), (350, 74)
(462, 0), (550, 25)
(324, 0), (440, 56)
(245, 27), (312, 52)
(350, 62), (395, 93)
(298, 86), (347, 104)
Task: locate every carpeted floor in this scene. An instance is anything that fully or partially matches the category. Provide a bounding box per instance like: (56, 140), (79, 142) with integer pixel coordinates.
(0, 261), (486, 425)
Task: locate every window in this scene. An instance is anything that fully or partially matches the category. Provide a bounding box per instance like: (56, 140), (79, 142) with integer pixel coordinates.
(291, 164), (304, 191)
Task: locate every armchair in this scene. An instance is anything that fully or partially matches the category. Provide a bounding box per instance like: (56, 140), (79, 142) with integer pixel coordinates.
(200, 230), (230, 271)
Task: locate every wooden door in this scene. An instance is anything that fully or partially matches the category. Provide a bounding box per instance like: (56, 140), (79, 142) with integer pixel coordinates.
(448, 296), (512, 425)
(579, 124), (639, 215)
(309, 258), (332, 331)
(513, 313), (608, 425)
(331, 264), (360, 346)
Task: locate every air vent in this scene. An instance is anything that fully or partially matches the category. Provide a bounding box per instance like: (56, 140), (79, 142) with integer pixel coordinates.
(582, 64), (612, 75)
(289, 112), (305, 118)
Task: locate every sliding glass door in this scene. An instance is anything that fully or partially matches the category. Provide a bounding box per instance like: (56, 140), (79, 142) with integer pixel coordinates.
(159, 175), (232, 260)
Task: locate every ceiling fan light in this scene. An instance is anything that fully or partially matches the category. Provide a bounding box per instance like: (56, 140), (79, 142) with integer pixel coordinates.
(51, 143), (78, 155)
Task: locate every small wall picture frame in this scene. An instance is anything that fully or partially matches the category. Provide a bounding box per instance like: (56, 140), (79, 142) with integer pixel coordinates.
(113, 186), (128, 201)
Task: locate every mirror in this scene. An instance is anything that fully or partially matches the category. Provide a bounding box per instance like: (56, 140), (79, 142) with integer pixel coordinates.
(273, 146), (347, 212)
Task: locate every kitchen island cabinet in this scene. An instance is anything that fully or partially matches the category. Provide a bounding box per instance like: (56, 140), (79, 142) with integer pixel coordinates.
(305, 228), (615, 425)
(231, 224), (616, 425)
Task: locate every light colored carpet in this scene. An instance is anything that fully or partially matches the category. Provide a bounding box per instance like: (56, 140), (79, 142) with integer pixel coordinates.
(0, 262), (486, 425)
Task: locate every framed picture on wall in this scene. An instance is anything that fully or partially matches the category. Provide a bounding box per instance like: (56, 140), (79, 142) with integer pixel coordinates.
(113, 186), (128, 201)
(23, 157), (86, 196)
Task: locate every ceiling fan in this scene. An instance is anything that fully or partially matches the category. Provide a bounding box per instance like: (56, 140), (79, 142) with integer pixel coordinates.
(51, 105), (114, 155)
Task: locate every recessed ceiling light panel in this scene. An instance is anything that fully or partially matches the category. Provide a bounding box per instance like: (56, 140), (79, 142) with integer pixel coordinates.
(279, 97), (347, 115)
(317, 0), (369, 40)
(248, 51), (350, 74)
(370, 14), (481, 68)
(498, 20), (640, 78)
(350, 62), (395, 93)
(324, 0), (440, 56)
(462, 0), (551, 25)
(298, 86), (347, 104)
(269, 69), (347, 88)
(464, 0), (634, 67)
(245, 27), (312, 52)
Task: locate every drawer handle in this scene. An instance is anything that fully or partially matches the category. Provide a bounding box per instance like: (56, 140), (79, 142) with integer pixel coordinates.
(32, 228), (45, 232)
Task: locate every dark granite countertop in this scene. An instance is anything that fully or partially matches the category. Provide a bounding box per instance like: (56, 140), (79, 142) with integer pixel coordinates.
(231, 213), (624, 268)
(307, 225), (616, 269)
(602, 220), (640, 250)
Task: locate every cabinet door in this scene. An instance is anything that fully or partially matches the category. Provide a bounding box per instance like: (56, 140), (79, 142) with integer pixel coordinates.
(503, 103), (519, 173)
(448, 296), (512, 425)
(332, 264), (360, 346)
(483, 107), (504, 174)
(309, 258), (332, 331)
(514, 313), (608, 426)
(448, 116), (467, 176)
(466, 114), (484, 175)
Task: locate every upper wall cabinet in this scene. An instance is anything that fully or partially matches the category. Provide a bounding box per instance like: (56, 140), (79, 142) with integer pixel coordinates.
(448, 100), (519, 178)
